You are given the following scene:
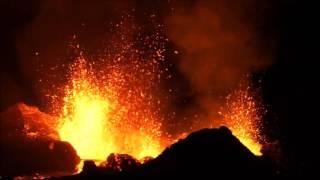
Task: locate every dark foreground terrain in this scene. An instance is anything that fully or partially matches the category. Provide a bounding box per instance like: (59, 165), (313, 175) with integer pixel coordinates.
(1, 103), (282, 179)
(51, 127), (282, 179)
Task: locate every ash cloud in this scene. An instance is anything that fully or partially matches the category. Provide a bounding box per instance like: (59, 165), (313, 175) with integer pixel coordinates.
(166, 0), (275, 125)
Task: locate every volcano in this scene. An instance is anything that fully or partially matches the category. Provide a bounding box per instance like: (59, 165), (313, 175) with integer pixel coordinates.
(2, 0), (313, 178)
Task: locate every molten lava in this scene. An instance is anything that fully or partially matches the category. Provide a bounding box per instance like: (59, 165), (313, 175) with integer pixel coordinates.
(58, 60), (111, 160)
(49, 27), (265, 162)
(57, 57), (166, 161)
(52, 55), (265, 165)
(56, 56), (265, 160)
(218, 85), (265, 155)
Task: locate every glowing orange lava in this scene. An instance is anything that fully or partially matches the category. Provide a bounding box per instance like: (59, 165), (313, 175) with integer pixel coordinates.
(57, 57), (166, 161)
(56, 56), (264, 160)
(218, 85), (265, 155)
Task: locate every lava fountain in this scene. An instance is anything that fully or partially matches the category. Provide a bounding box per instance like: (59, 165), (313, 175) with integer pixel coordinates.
(217, 84), (265, 155)
(57, 58), (112, 160)
(56, 56), (265, 160)
(52, 27), (265, 162)
(56, 55), (166, 161)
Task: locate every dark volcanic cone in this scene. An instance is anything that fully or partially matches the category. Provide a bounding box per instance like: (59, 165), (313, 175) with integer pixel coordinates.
(138, 126), (277, 178)
(57, 127), (279, 179)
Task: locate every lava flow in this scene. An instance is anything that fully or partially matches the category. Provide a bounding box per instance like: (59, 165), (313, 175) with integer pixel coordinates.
(56, 56), (166, 161)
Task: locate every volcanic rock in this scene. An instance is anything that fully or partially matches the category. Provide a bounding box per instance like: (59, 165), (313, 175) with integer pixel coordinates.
(136, 126), (277, 178)
(0, 103), (80, 177)
(105, 153), (141, 172)
(54, 126), (279, 179)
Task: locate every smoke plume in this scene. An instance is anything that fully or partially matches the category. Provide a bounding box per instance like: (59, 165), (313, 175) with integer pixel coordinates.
(166, 0), (275, 125)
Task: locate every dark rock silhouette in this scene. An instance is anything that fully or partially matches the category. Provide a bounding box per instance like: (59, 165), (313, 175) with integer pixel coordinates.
(136, 126), (278, 178)
(105, 153), (141, 172)
(51, 126), (280, 179)
(0, 103), (280, 178)
(0, 103), (80, 177)
(1, 139), (80, 176)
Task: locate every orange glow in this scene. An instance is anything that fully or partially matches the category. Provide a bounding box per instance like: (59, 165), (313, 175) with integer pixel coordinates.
(218, 85), (264, 155)
(57, 57), (166, 161)
(56, 57), (264, 160)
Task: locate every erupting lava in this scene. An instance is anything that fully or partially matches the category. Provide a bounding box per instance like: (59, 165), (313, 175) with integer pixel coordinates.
(48, 22), (265, 162)
(218, 85), (265, 155)
(57, 56), (166, 161)
(58, 58), (111, 160)
(55, 56), (265, 161)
